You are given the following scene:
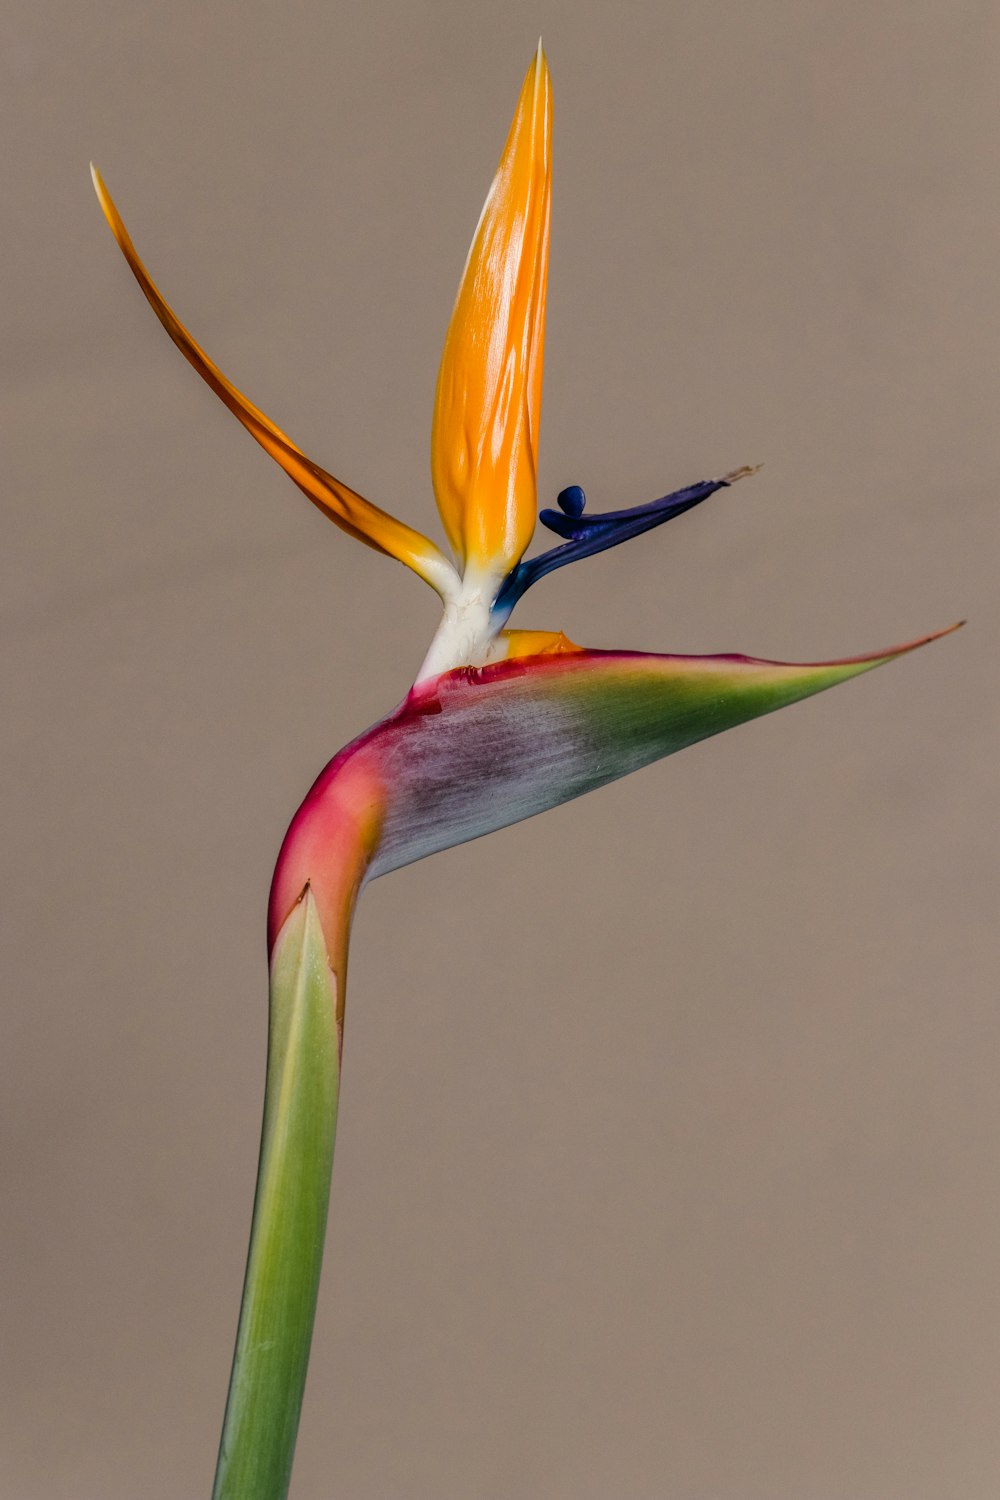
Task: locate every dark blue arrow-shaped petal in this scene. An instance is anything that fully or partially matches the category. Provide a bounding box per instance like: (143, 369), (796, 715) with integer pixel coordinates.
(494, 466), (758, 618)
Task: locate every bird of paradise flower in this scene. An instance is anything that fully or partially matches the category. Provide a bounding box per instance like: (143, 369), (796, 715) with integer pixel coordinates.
(93, 42), (957, 1500)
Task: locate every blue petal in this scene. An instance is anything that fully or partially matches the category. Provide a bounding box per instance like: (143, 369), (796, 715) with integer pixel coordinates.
(494, 467), (756, 617)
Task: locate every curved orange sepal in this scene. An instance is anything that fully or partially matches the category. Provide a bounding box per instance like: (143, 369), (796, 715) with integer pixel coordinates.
(91, 166), (458, 600)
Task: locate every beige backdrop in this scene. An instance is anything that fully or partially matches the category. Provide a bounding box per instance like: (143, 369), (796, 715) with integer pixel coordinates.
(4, 3), (998, 1496)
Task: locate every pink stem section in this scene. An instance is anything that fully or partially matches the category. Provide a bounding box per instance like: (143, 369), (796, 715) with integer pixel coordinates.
(269, 753), (385, 1041)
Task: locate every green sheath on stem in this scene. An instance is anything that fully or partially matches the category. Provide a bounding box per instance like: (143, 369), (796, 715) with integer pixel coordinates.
(212, 888), (339, 1500)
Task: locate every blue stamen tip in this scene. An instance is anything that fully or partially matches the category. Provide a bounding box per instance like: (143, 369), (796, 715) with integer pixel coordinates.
(556, 485), (587, 518)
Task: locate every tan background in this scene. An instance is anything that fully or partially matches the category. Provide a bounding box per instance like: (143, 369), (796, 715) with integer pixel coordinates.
(4, 2), (998, 1496)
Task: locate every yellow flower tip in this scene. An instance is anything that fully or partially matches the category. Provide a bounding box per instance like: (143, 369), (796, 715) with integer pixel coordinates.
(431, 46), (553, 584)
(90, 162), (117, 233)
(91, 164), (133, 261)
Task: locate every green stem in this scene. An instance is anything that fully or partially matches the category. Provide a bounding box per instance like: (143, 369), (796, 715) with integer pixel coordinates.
(211, 887), (342, 1500)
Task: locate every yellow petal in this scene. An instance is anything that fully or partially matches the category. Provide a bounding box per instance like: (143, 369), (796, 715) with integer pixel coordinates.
(91, 166), (459, 600)
(431, 42), (552, 579)
(497, 628), (580, 661)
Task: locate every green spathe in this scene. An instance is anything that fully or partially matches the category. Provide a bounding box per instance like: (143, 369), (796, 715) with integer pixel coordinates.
(359, 639), (952, 880)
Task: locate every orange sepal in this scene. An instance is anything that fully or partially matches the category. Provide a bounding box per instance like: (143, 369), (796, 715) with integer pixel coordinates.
(431, 43), (552, 578)
(91, 166), (458, 600)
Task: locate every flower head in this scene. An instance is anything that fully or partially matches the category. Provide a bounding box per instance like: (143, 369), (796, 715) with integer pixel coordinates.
(93, 47), (958, 967)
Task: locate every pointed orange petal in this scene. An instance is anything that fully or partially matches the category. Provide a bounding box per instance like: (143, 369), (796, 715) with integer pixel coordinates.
(91, 166), (458, 599)
(431, 43), (552, 579)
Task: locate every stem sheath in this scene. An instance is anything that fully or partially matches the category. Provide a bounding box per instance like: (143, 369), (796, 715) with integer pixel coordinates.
(211, 888), (340, 1500)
